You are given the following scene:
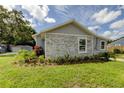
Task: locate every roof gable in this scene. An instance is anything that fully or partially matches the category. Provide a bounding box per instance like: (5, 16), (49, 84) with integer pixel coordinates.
(33, 19), (108, 40)
(45, 21), (93, 36)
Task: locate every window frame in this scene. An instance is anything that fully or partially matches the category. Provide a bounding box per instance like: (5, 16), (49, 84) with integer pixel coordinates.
(100, 40), (106, 50)
(78, 37), (87, 53)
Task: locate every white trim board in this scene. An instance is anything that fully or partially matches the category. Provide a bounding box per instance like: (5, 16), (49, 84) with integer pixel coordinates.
(44, 33), (46, 58)
(78, 37), (87, 54)
(92, 36), (94, 55)
(100, 40), (106, 50)
(46, 33), (91, 37)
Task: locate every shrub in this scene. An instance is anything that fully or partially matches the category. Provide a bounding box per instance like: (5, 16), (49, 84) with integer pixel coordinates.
(15, 49), (37, 64)
(33, 45), (44, 57)
(109, 52), (116, 61)
(15, 50), (111, 65)
(38, 55), (45, 63)
(83, 56), (90, 61)
(98, 52), (110, 61)
(114, 49), (121, 54)
(48, 53), (110, 65)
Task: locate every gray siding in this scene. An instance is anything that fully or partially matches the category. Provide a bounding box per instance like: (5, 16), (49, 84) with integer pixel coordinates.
(93, 37), (107, 54)
(45, 33), (93, 58)
(34, 35), (45, 49)
(48, 23), (90, 35)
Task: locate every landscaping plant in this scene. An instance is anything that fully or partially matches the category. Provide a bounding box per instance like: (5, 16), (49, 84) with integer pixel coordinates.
(15, 49), (37, 64)
(38, 55), (45, 63)
(114, 49), (121, 54)
(49, 52), (111, 65)
(15, 49), (46, 65)
(15, 50), (112, 65)
(33, 45), (44, 56)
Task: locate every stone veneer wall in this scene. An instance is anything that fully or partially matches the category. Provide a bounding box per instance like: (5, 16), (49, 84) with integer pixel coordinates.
(45, 33), (94, 58)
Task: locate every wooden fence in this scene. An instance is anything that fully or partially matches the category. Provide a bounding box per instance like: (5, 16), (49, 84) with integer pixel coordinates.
(107, 46), (124, 52)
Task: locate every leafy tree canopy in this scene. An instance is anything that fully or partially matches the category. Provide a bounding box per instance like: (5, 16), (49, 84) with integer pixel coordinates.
(0, 5), (36, 46)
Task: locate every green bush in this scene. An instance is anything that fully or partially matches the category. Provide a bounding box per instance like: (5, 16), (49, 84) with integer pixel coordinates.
(15, 50), (112, 65)
(98, 52), (110, 61)
(48, 53), (111, 65)
(109, 52), (116, 60)
(114, 49), (121, 54)
(83, 56), (90, 61)
(15, 49), (37, 64)
(38, 55), (45, 63)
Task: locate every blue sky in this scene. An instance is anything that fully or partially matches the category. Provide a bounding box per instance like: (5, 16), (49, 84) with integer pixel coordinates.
(3, 5), (124, 40)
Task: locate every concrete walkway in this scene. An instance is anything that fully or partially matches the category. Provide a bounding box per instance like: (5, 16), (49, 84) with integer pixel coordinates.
(116, 58), (124, 62)
(110, 58), (124, 62)
(0, 52), (17, 56)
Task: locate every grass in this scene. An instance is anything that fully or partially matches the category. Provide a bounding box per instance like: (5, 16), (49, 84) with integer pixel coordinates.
(0, 55), (124, 88)
(115, 54), (124, 59)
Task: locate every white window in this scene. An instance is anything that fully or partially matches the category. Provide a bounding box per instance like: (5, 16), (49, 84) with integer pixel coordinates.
(100, 41), (106, 50)
(78, 38), (87, 53)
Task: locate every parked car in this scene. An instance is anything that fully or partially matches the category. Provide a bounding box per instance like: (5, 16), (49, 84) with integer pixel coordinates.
(0, 45), (6, 53)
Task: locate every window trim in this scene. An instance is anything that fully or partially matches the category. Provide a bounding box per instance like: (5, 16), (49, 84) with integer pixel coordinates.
(100, 40), (106, 50)
(78, 37), (87, 53)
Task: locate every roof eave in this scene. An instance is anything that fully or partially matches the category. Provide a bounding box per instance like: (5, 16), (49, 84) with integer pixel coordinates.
(33, 19), (109, 41)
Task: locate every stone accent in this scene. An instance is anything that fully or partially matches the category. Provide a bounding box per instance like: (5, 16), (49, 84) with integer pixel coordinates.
(45, 33), (93, 58)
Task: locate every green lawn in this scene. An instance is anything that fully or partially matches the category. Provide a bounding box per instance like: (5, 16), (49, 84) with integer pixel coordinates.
(116, 54), (124, 59)
(0, 55), (124, 88)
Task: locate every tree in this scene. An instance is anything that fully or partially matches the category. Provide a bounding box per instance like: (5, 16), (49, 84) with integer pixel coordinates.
(0, 5), (36, 49)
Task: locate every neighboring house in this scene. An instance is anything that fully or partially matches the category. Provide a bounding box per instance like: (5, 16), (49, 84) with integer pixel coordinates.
(32, 19), (108, 58)
(11, 45), (33, 52)
(107, 37), (124, 52)
(108, 37), (124, 46)
(0, 44), (32, 53)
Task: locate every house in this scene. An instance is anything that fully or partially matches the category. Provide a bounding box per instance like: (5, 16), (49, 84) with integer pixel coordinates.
(108, 37), (124, 46)
(107, 37), (124, 52)
(0, 44), (32, 53)
(32, 19), (108, 58)
(11, 45), (33, 52)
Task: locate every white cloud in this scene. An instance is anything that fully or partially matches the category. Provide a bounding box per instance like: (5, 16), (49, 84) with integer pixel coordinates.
(3, 5), (15, 11)
(102, 31), (113, 37)
(21, 5), (48, 22)
(110, 19), (124, 29)
(44, 17), (56, 23)
(88, 26), (100, 33)
(23, 17), (32, 23)
(54, 6), (68, 12)
(23, 17), (37, 28)
(21, 5), (56, 23)
(118, 5), (124, 10)
(102, 30), (122, 40)
(30, 23), (37, 28)
(54, 6), (71, 18)
(102, 31), (116, 40)
(91, 8), (121, 24)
